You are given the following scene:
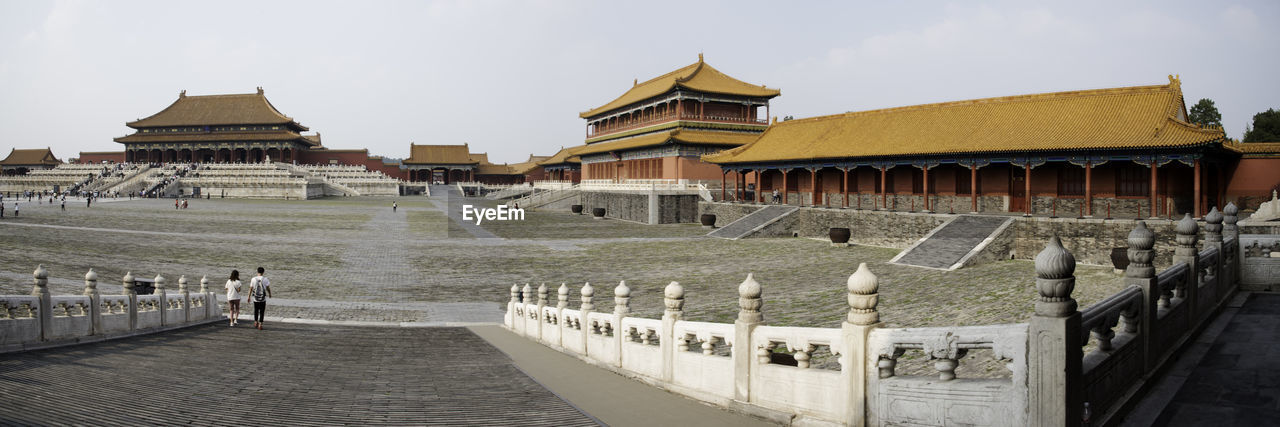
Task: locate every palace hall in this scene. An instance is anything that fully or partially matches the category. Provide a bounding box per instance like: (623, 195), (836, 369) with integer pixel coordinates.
(573, 54), (778, 182)
(705, 76), (1276, 217)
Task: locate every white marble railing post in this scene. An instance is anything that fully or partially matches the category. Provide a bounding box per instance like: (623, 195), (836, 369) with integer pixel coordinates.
(613, 281), (630, 368)
(31, 265), (51, 342)
(1204, 207), (1224, 299)
(661, 281), (684, 382)
(1173, 214), (1200, 323)
(1126, 222), (1159, 371)
(122, 271), (137, 330)
(536, 283), (548, 341)
(84, 268), (102, 336)
(842, 263), (880, 426)
(733, 273), (763, 403)
(556, 283), (569, 348)
(580, 283), (594, 357)
(1028, 236), (1083, 427)
(199, 275), (214, 319)
(508, 284), (520, 329)
(178, 275), (191, 323)
(1223, 202), (1239, 242)
(521, 284), (532, 337)
(154, 274), (168, 326)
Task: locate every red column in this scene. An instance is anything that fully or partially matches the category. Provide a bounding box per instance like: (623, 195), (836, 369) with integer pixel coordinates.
(970, 165), (978, 213)
(1193, 158), (1202, 218)
(739, 172), (746, 201)
(922, 165), (930, 212)
(783, 170), (789, 205)
(880, 167), (888, 210)
(755, 170), (762, 203)
(842, 168), (849, 208)
(811, 169), (819, 206)
(1084, 162), (1093, 217)
(699, 101), (704, 120)
(1150, 161), (1158, 218)
(1024, 165), (1033, 216)
(721, 170), (726, 201)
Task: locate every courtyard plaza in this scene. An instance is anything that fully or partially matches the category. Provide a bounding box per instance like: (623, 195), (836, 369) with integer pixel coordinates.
(0, 187), (1271, 424)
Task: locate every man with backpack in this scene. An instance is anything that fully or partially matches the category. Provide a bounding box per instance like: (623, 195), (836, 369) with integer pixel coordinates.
(248, 267), (272, 330)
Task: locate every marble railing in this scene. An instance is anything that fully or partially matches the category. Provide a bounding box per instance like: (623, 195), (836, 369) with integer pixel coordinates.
(1, 266), (221, 353)
(505, 204), (1246, 427)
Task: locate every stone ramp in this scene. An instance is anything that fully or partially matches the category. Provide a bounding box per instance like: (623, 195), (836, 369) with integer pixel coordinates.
(0, 323), (597, 426)
(890, 215), (1013, 270)
(707, 205), (798, 239)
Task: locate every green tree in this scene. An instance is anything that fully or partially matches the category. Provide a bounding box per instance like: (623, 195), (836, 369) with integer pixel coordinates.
(1188, 98), (1222, 129)
(1243, 108), (1280, 142)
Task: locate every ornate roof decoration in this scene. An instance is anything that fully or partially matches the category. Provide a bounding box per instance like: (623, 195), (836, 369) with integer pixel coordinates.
(126, 88), (307, 130)
(404, 143), (476, 165)
(580, 54), (780, 119)
(705, 77), (1225, 164)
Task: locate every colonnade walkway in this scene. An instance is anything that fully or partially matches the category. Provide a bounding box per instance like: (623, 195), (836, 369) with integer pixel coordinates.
(0, 321), (769, 426)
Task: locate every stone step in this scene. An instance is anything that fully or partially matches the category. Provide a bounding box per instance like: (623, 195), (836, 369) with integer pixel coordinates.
(707, 205), (799, 239)
(890, 215), (1013, 270)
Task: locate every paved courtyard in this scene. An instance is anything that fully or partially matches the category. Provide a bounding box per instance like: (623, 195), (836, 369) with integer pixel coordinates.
(0, 322), (597, 426)
(0, 190), (1130, 331)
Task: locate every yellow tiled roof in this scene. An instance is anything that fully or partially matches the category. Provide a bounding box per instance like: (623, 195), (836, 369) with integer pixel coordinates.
(705, 77), (1224, 164)
(1225, 141), (1280, 157)
(404, 144), (476, 165)
(469, 153), (490, 164)
(580, 55), (780, 119)
(127, 89), (306, 130)
(1, 148), (60, 166)
(538, 147), (582, 166)
(475, 163), (514, 175)
(571, 129), (758, 156)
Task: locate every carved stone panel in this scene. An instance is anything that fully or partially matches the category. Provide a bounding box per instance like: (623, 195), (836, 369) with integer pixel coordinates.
(1240, 234), (1280, 291)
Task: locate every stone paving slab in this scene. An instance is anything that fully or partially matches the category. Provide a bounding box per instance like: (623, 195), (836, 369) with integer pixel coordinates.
(0, 323), (597, 426)
(1145, 292), (1280, 426)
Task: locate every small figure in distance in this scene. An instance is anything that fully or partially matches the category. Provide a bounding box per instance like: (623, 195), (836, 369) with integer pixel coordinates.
(248, 267), (272, 330)
(225, 270), (243, 327)
(393, 200), (397, 212)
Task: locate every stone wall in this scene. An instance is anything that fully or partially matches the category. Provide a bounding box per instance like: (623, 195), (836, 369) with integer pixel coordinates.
(178, 183), (317, 200)
(700, 202), (1198, 268)
(581, 191), (701, 224)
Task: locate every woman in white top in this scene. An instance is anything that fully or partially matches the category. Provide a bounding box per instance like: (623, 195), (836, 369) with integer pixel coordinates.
(224, 270), (242, 326)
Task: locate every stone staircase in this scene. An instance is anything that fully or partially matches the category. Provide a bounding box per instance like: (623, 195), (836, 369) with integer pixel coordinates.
(507, 188), (580, 209)
(889, 215), (1014, 270)
(485, 185), (533, 200)
(707, 205), (799, 239)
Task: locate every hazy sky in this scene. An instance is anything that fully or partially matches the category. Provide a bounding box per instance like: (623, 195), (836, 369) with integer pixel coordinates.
(1, 1), (1277, 164)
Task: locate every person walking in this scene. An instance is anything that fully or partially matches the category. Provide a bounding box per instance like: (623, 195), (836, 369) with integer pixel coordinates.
(224, 270), (243, 327)
(392, 201), (397, 212)
(13, 202), (18, 217)
(60, 198), (65, 211)
(248, 267), (272, 330)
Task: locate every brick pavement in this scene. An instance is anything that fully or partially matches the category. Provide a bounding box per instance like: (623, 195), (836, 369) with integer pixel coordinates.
(0, 322), (597, 426)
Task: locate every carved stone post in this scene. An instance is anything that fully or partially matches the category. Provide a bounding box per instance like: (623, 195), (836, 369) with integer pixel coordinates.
(662, 281), (684, 382)
(31, 265), (51, 342)
(536, 283), (548, 341)
(733, 273), (763, 403)
(122, 271), (136, 330)
(613, 281), (631, 367)
(1205, 207), (1225, 300)
(177, 275), (191, 323)
(581, 283), (594, 356)
(1173, 214), (1200, 324)
(84, 269), (102, 336)
(1223, 202), (1239, 242)
(508, 284), (520, 329)
(843, 263), (880, 426)
(520, 284), (532, 337)
(1028, 237), (1083, 427)
(199, 275), (213, 319)
(556, 283), (569, 347)
(1126, 222), (1158, 371)
(154, 274), (168, 326)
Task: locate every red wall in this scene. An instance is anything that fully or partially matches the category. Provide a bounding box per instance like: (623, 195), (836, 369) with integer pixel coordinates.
(77, 152), (125, 164)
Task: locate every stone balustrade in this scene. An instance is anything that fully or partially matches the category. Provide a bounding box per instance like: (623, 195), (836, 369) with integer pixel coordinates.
(1, 266), (221, 353)
(505, 204), (1245, 426)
